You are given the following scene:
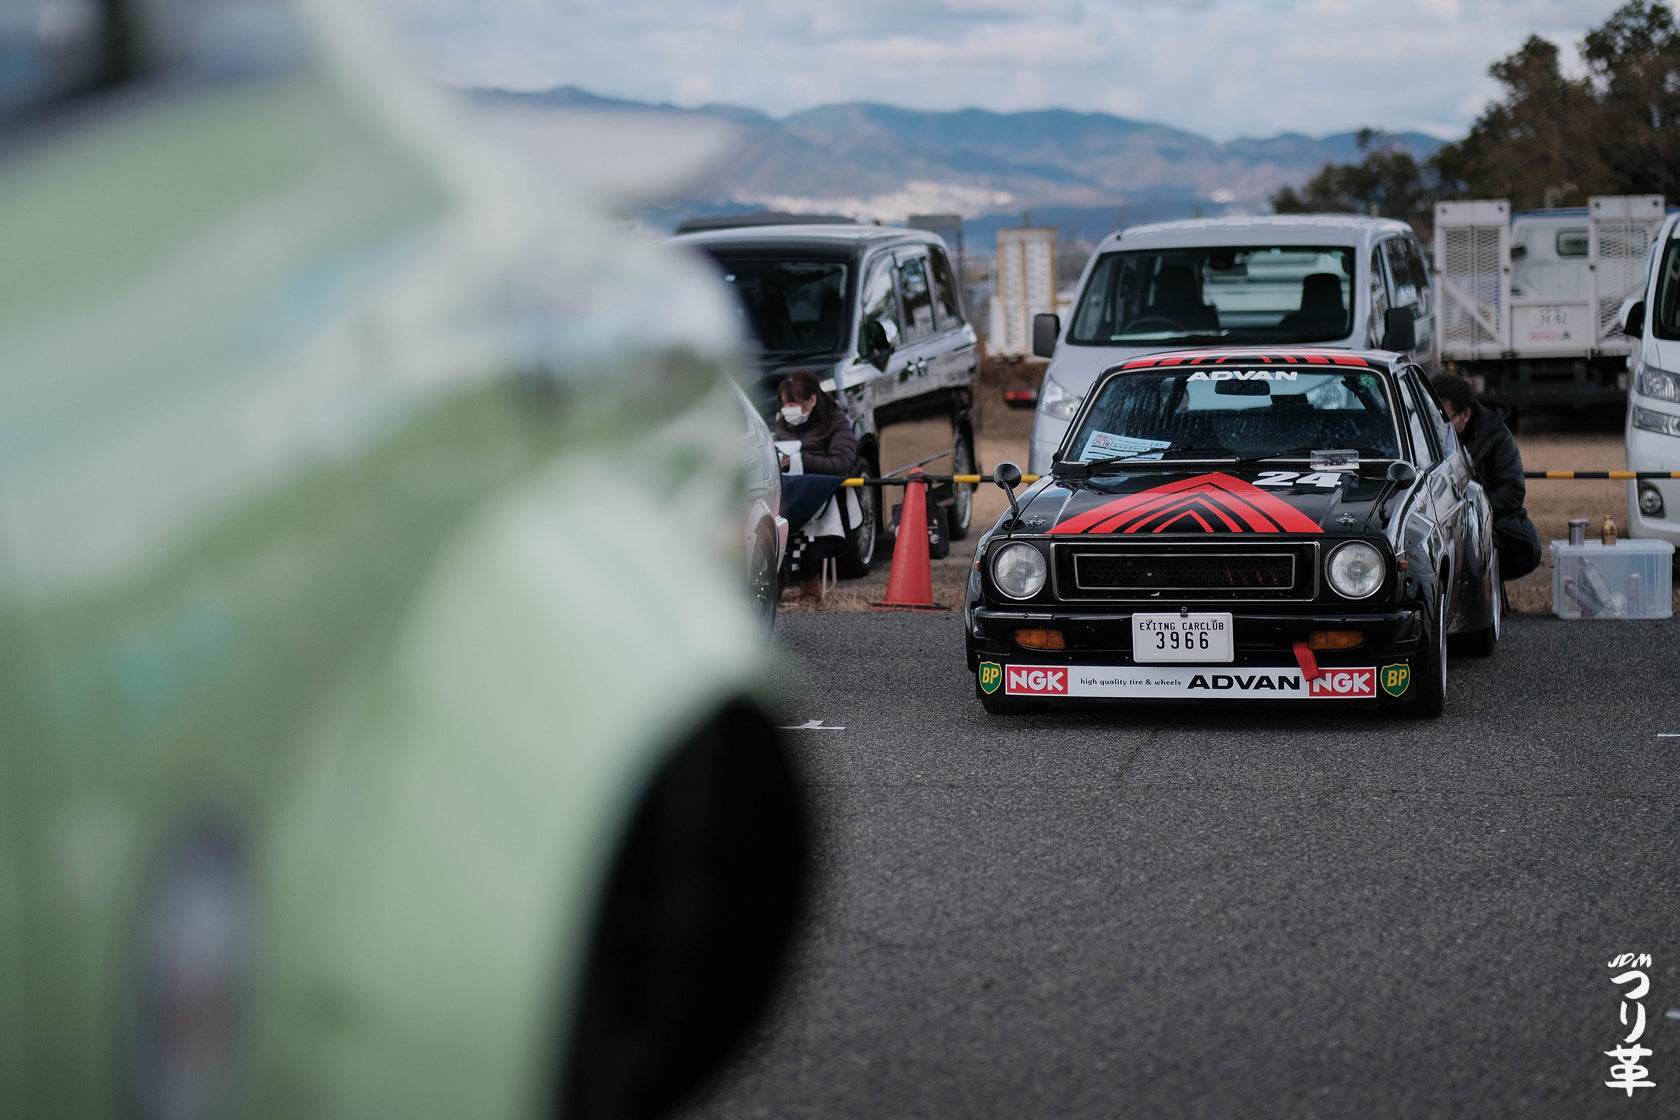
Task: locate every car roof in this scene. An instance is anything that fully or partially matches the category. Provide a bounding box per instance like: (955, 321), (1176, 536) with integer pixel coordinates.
(672, 223), (945, 256)
(1104, 346), (1405, 373)
(1096, 214), (1415, 252)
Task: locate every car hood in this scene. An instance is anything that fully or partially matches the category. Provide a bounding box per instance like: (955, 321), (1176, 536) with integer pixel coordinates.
(1013, 466), (1394, 537)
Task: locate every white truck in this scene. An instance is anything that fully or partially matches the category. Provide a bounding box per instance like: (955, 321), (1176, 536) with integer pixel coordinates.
(1433, 195), (1669, 406)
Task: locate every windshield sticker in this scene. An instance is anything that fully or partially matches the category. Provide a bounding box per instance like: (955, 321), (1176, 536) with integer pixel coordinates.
(1254, 471), (1344, 489)
(1080, 431), (1171, 462)
(1187, 370), (1298, 382)
(1050, 472), (1324, 536)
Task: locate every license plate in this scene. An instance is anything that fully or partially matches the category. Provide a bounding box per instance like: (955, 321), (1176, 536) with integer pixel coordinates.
(1131, 612), (1233, 663)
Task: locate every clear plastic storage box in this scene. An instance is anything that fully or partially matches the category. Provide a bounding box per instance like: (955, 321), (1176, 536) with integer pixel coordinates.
(1551, 539), (1674, 619)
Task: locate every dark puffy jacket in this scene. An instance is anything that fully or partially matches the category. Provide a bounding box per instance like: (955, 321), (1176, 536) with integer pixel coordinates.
(772, 406), (857, 476)
(1462, 399), (1541, 578)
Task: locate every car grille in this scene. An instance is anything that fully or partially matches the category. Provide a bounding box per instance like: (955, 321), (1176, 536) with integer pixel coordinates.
(1056, 544), (1317, 601)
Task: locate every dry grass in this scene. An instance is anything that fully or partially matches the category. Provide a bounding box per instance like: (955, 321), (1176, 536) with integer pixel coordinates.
(782, 394), (1676, 617)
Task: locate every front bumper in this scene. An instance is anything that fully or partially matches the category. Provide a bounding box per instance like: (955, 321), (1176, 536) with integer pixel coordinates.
(968, 605), (1425, 703)
(1625, 419), (1680, 549)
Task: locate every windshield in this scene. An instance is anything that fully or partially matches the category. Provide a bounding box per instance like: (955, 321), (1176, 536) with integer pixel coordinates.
(1065, 367), (1400, 463)
(1651, 235), (1680, 341)
(706, 256), (850, 356)
(1067, 246), (1356, 346)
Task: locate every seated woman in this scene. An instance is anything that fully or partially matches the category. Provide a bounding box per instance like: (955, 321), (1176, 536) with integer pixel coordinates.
(772, 370), (859, 600)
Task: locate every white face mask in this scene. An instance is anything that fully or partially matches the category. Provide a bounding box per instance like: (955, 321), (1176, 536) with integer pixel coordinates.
(781, 404), (810, 426)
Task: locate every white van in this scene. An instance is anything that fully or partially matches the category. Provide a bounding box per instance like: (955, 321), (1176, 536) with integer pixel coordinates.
(1028, 215), (1438, 474)
(1618, 211), (1680, 552)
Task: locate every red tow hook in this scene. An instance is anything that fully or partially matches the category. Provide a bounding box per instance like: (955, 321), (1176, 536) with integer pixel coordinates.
(1292, 641), (1322, 682)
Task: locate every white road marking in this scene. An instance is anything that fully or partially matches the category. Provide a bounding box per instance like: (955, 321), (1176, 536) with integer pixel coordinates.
(777, 719), (845, 731)
(1659, 733), (1680, 738)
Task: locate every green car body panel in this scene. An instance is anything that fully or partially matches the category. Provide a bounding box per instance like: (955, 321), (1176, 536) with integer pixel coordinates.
(0, 5), (795, 1118)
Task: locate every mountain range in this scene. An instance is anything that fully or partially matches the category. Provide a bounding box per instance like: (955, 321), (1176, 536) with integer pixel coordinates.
(476, 86), (1444, 244)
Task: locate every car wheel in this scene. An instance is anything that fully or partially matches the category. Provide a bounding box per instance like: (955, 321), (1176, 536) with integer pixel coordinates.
(1412, 588), (1448, 718)
(747, 522), (779, 635)
(1454, 552), (1500, 657)
(947, 431), (975, 541)
(836, 453), (877, 578)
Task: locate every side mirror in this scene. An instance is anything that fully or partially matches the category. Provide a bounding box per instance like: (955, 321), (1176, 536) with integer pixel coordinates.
(1622, 299), (1646, 338)
(862, 320), (893, 370)
(1381, 306), (1417, 353)
(1031, 313), (1061, 359)
(1386, 460), (1418, 486)
(993, 461), (1023, 528)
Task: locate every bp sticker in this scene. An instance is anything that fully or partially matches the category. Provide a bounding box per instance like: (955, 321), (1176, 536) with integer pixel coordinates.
(978, 662), (1003, 695)
(1380, 664), (1410, 697)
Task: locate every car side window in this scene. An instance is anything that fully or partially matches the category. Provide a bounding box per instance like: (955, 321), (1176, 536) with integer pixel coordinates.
(896, 254), (935, 342)
(927, 246), (965, 331)
(1393, 371), (1439, 466)
(1403, 237), (1433, 316)
(1367, 245), (1393, 347)
(1382, 239), (1420, 311)
(859, 254), (900, 356)
(1413, 369), (1460, 456)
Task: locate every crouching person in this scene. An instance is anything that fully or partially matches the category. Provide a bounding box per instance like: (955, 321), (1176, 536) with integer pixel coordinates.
(774, 370), (859, 601)
(1431, 373), (1542, 580)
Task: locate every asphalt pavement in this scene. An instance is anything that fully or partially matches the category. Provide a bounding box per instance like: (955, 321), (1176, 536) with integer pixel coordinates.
(680, 610), (1680, 1119)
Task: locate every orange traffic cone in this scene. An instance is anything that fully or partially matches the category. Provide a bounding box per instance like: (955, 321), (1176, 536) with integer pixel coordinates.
(873, 470), (949, 612)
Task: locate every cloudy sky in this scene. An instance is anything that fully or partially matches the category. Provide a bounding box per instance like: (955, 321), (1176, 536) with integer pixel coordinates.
(387, 0), (1643, 141)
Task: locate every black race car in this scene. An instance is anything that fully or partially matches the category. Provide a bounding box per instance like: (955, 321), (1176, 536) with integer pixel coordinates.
(966, 349), (1500, 716)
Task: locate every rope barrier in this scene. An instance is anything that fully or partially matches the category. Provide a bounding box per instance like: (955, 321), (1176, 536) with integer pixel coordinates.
(1525, 471), (1680, 479)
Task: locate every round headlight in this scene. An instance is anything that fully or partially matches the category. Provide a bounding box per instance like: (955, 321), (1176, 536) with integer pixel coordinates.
(992, 542), (1048, 599)
(1327, 541), (1385, 598)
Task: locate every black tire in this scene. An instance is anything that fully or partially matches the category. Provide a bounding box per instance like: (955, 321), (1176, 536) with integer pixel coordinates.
(747, 522), (779, 635)
(947, 430), (976, 541)
(1412, 588), (1448, 718)
(1454, 552), (1500, 657)
(836, 452), (877, 578)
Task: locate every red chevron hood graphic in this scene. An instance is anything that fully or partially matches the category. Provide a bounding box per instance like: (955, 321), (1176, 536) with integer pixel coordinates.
(1049, 472), (1325, 535)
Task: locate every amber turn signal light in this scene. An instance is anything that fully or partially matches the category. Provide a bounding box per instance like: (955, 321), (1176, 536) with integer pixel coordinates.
(1307, 630), (1363, 650)
(1015, 629), (1066, 650)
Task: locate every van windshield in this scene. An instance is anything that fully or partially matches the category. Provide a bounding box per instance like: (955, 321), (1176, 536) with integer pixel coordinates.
(1067, 246), (1356, 346)
(1066, 368), (1400, 462)
(704, 256), (851, 356)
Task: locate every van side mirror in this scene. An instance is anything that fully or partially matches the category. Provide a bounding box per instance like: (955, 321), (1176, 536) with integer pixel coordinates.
(1622, 299), (1646, 338)
(1032, 313), (1060, 359)
(863, 319), (893, 369)
(1381, 306), (1417, 353)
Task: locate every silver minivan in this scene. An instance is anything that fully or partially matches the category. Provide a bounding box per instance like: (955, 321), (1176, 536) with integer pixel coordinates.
(1029, 215), (1438, 474)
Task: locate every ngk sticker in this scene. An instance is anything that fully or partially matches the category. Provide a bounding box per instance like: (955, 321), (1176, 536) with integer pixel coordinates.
(1308, 668), (1376, 698)
(1005, 667), (1068, 695)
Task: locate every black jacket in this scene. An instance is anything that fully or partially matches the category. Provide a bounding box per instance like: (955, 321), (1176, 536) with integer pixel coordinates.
(1461, 399), (1541, 577)
(772, 406), (858, 476)
(1462, 400), (1525, 520)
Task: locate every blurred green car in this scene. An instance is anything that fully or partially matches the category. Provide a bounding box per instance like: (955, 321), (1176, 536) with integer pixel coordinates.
(0, 3), (806, 1119)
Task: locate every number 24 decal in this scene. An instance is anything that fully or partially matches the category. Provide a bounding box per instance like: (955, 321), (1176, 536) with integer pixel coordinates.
(1255, 471), (1343, 489)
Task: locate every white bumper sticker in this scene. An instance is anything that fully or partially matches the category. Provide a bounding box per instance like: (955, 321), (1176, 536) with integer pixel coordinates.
(1003, 664), (1378, 699)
